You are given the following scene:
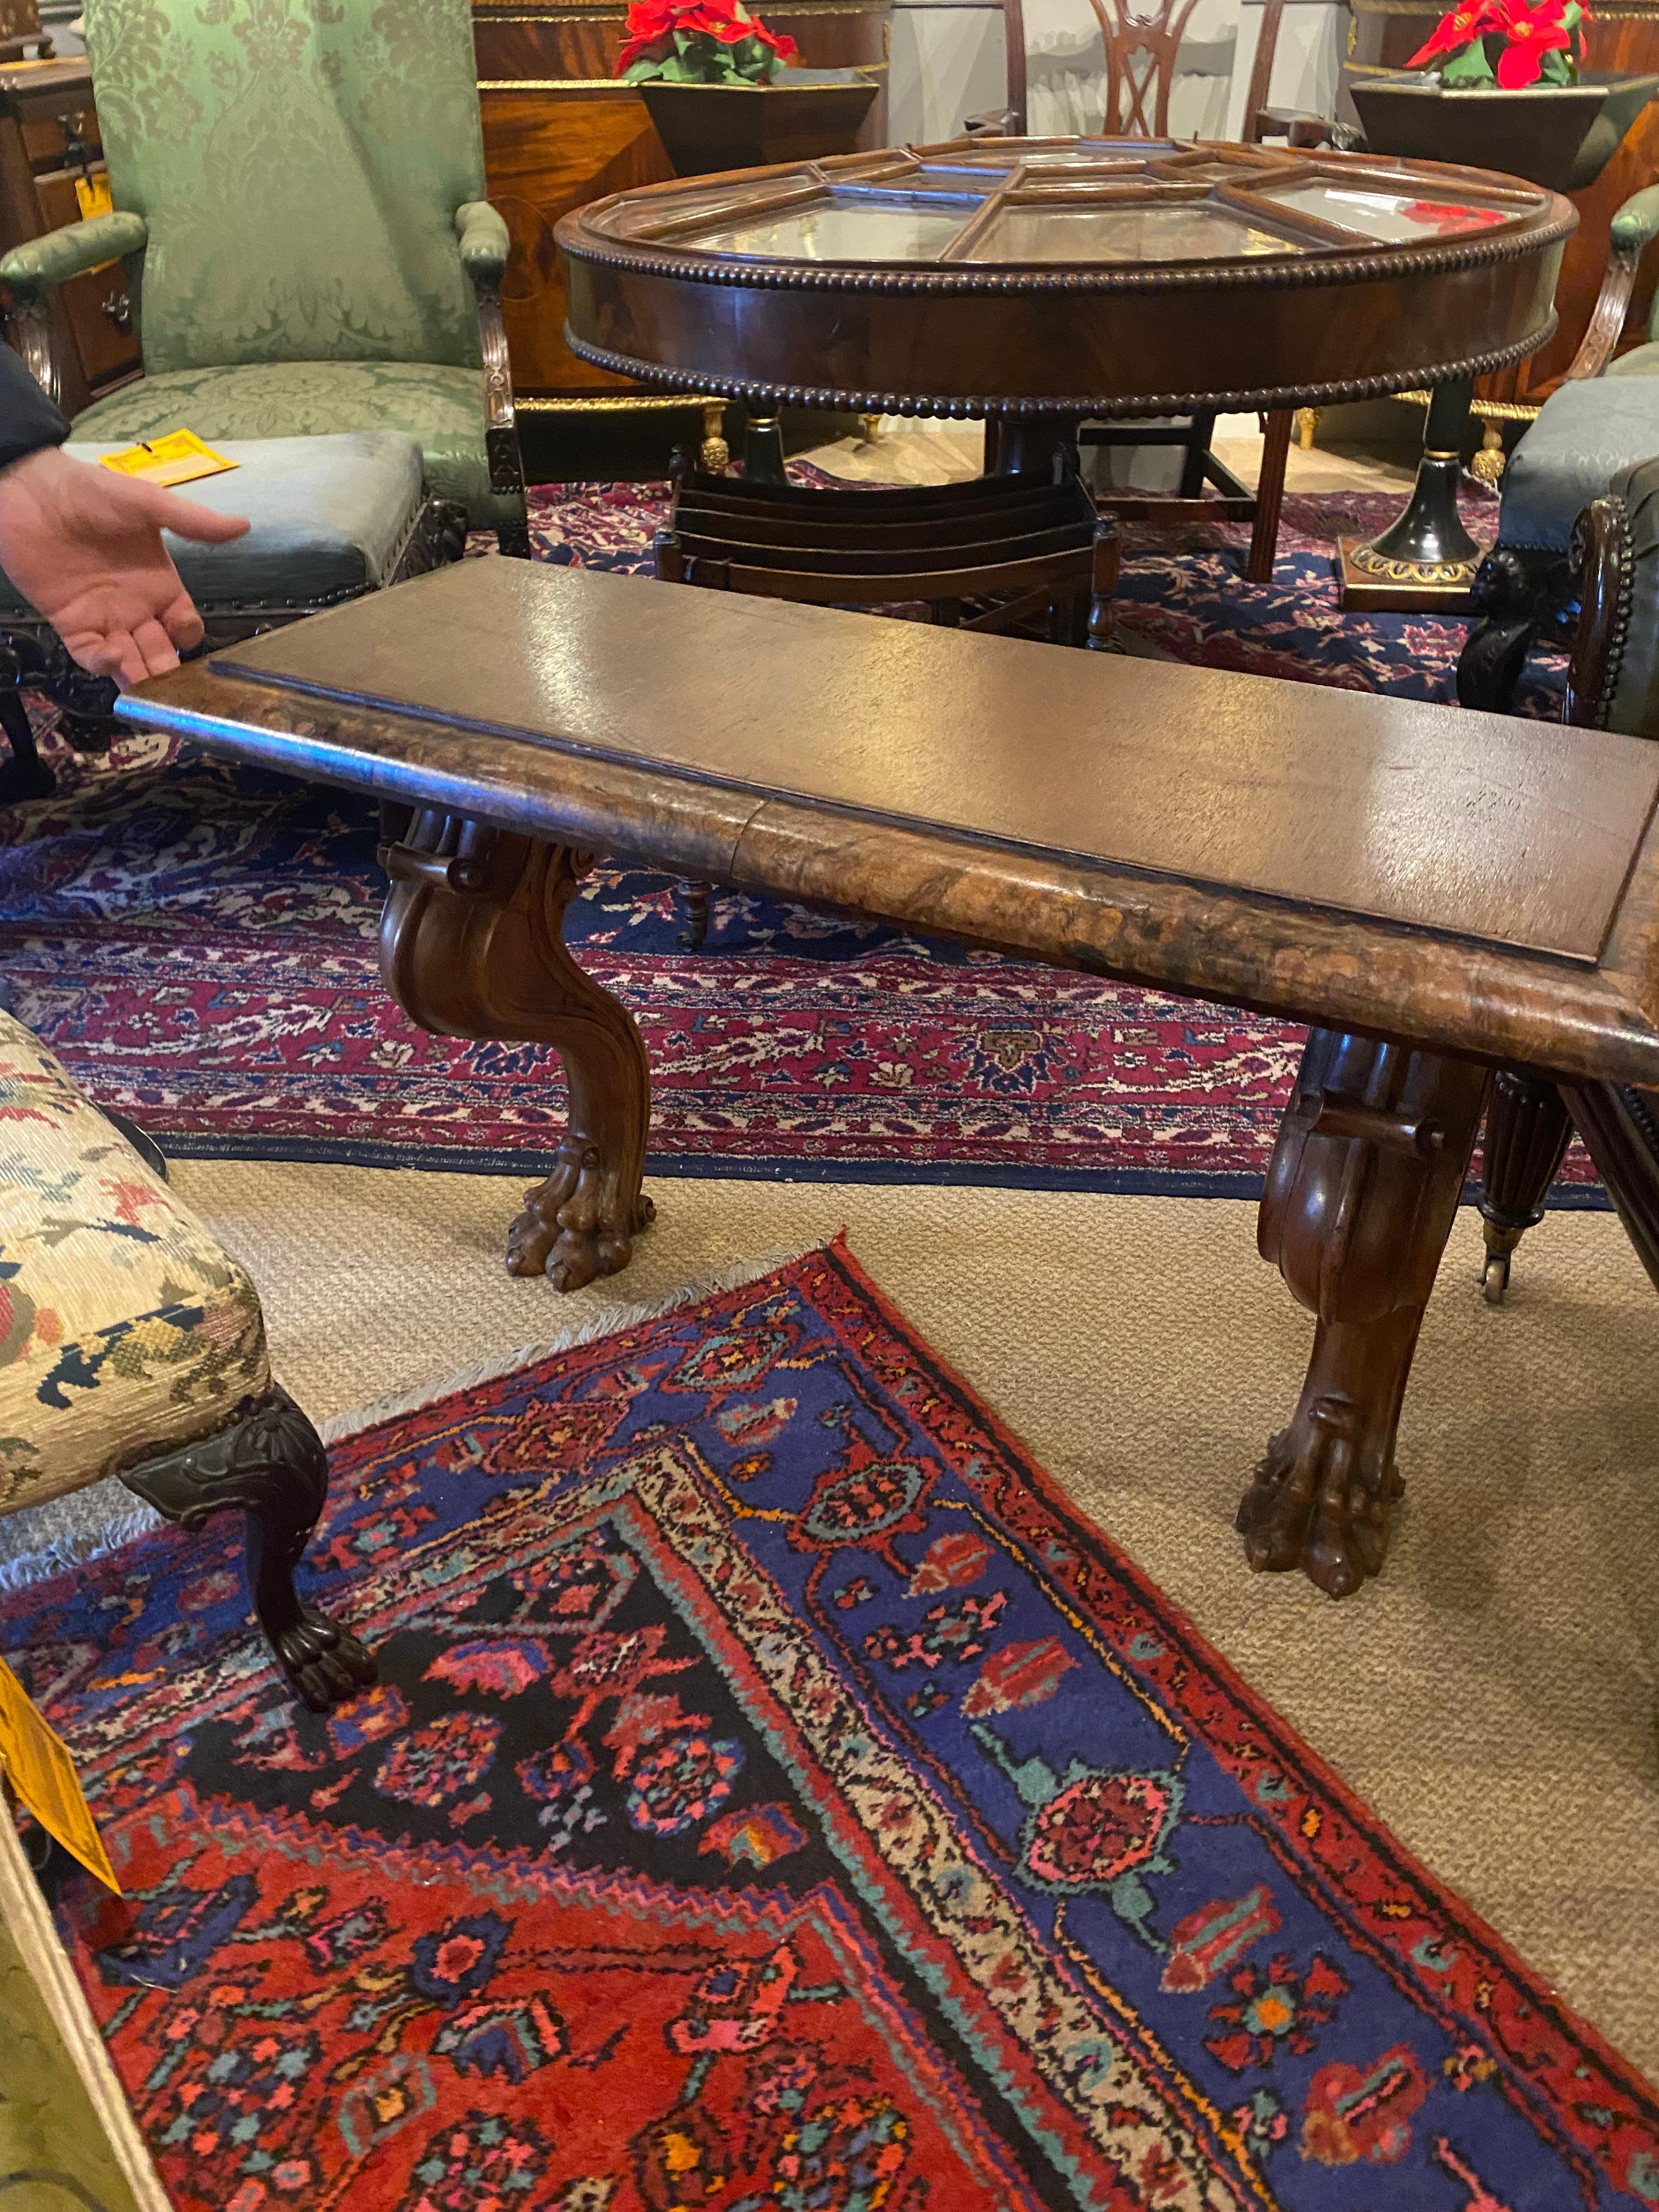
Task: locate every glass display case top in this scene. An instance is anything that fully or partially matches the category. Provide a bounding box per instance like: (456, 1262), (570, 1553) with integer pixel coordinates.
(584, 136), (1550, 272)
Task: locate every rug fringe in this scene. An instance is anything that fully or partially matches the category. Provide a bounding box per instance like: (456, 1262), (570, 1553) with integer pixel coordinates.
(0, 1489), (166, 1595)
(317, 1243), (826, 1447)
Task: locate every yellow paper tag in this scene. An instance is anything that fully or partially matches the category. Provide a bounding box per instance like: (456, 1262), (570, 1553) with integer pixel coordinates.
(0, 1655), (120, 1895)
(99, 429), (238, 489)
(74, 171), (112, 222)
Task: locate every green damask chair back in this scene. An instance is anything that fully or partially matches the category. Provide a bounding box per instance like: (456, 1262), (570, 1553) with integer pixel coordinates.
(0, 0), (527, 546)
(85, 0), (484, 376)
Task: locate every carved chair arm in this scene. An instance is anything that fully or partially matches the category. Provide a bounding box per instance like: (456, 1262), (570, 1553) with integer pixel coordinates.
(0, 209), (147, 294)
(1564, 489), (1636, 729)
(1, 211), (148, 407)
(1251, 106), (1356, 149)
(1564, 184), (1659, 381)
(455, 199), (510, 286)
(458, 199), (529, 557)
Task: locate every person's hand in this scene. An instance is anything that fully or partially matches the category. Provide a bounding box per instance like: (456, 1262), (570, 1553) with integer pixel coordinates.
(0, 444), (249, 689)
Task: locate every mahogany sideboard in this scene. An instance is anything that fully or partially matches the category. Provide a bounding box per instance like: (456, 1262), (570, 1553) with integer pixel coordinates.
(1346, 0), (1659, 404)
(473, 0), (893, 400)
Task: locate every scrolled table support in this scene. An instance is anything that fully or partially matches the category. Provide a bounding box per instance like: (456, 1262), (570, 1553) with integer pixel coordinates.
(378, 810), (654, 1289)
(1338, 376), (1484, 611)
(1238, 1028), (1489, 1597)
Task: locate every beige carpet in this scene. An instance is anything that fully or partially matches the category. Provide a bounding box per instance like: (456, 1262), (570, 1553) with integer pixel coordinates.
(170, 1156), (1659, 2083)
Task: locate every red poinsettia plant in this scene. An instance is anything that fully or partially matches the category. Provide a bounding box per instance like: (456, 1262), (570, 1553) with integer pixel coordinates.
(617, 0), (798, 85)
(1405, 0), (1589, 88)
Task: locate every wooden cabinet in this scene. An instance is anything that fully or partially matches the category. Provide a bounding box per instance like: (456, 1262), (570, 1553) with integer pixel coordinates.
(475, 0), (892, 398)
(0, 58), (139, 419)
(1346, 0), (1659, 405)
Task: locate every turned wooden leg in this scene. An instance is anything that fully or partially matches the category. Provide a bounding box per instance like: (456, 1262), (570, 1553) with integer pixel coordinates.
(678, 878), (712, 950)
(120, 1388), (375, 1713)
(379, 809), (654, 1288)
(1238, 1029), (1489, 1598)
(1476, 1070), (1572, 1304)
(1246, 409), (1293, 584)
(0, 647), (53, 804)
(1560, 1082), (1659, 1294)
(1085, 518), (1121, 651)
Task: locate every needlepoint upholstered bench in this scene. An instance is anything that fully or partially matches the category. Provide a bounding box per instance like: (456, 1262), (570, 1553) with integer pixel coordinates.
(0, 1011), (373, 1711)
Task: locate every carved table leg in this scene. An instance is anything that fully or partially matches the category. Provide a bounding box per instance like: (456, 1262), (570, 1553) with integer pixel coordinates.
(678, 878), (713, 950)
(1560, 1082), (1659, 1294)
(120, 1387), (376, 1713)
(379, 811), (653, 1288)
(1238, 1029), (1490, 1597)
(0, 650), (54, 805)
(1476, 1070), (1572, 1304)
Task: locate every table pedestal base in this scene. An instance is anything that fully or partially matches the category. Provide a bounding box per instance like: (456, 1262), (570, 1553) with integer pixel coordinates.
(1338, 377), (1485, 613)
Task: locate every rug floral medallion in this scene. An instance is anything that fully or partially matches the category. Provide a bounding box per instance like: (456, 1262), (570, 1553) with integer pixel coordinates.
(2, 1246), (1651, 2210)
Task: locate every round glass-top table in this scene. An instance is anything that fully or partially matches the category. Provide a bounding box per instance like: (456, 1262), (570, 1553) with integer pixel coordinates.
(557, 136), (1572, 434)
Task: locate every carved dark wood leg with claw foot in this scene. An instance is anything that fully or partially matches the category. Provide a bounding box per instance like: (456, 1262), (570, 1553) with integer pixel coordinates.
(1238, 1029), (1489, 1597)
(379, 810), (653, 1288)
(119, 1387), (375, 1713)
(1476, 1070), (1572, 1304)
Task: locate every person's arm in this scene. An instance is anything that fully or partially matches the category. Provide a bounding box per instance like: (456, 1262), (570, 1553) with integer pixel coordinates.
(0, 341), (69, 468)
(0, 343), (249, 689)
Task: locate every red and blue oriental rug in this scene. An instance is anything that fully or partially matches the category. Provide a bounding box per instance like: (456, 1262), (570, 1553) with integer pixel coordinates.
(3, 1245), (1651, 2208)
(0, 479), (1600, 1201)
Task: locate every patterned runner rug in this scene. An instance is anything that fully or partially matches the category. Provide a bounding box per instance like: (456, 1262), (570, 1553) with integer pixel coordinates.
(0, 481), (1600, 1198)
(4, 1245), (1651, 2208)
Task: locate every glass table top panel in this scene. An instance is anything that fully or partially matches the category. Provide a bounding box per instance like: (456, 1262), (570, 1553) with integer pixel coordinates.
(964, 200), (1300, 264)
(684, 195), (979, 262)
(1256, 180), (1513, 241)
(607, 172), (820, 235)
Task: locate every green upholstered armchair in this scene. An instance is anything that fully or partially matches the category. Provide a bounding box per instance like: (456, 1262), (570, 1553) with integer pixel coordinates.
(0, 0), (528, 556)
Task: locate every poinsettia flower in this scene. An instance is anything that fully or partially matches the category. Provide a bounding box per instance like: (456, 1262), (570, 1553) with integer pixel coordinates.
(1489, 0), (1572, 82)
(616, 0), (795, 74)
(617, 29), (673, 69)
(1405, 0), (1497, 65)
(1401, 199), (1509, 231)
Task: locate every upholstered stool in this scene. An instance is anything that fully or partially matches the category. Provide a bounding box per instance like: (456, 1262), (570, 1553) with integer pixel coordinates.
(0, 1008), (373, 1710)
(0, 430), (464, 801)
(1458, 378), (1659, 712)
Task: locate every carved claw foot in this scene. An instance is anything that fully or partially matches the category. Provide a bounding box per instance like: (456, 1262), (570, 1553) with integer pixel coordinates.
(1249, 1030), (1489, 1597)
(507, 1138), (656, 1289)
(380, 825), (654, 1288)
(120, 1385), (375, 1713)
(1237, 1398), (1401, 1599)
(277, 1604), (377, 1715)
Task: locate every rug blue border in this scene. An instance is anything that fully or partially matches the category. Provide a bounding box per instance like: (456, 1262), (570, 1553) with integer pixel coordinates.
(152, 1130), (1615, 1209)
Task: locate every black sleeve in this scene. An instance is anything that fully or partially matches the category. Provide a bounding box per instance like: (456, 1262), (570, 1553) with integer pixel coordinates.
(0, 341), (69, 470)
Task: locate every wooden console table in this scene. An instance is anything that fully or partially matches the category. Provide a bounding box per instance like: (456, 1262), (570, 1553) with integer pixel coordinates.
(116, 558), (1659, 1604)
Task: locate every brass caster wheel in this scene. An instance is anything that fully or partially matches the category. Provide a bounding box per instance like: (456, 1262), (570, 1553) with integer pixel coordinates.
(1481, 1250), (1511, 1306)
